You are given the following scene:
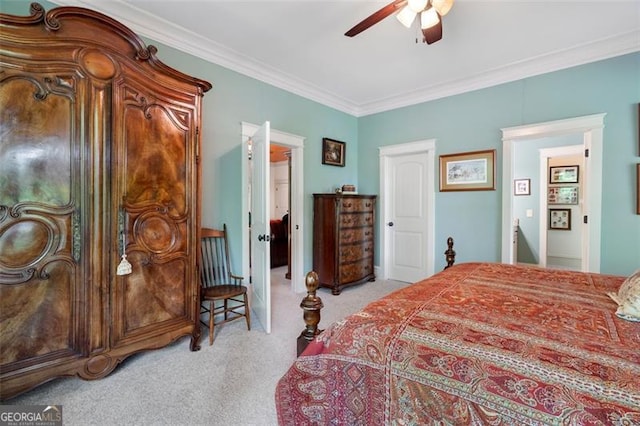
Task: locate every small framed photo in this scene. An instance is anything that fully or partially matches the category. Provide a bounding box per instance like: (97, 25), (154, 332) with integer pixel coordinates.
(549, 208), (571, 230)
(439, 149), (496, 191)
(549, 165), (579, 184)
(322, 138), (345, 167)
(514, 179), (530, 196)
(548, 186), (578, 205)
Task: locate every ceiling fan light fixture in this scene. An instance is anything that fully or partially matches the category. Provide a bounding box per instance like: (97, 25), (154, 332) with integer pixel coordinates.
(431, 0), (454, 16)
(420, 8), (440, 29)
(407, 0), (429, 13)
(344, 0), (447, 43)
(396, 6), (417, 28)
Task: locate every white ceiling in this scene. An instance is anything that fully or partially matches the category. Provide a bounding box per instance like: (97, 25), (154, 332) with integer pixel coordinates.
(50, 1), (640, 116)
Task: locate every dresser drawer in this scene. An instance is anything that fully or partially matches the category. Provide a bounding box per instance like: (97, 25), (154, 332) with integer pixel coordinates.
(339, 212), (373, 228)
(339, 198), (374, 213)
(340, 227), (373, 244)
(339, 259), (374, 284)
(339, 241), (374, 263)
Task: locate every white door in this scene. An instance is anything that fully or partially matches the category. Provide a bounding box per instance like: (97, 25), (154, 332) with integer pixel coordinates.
(241, 122), (305, 294)
(249, 121), (271, 333)
(380, 140), (435, 283)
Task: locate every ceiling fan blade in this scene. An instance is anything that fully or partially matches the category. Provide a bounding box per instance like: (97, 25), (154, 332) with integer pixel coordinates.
(422, 17), (443, 44)
(345, 0), (407, 37)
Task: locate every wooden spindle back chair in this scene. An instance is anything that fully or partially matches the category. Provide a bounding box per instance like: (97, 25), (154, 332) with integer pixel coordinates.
(200, 225), (250, 345)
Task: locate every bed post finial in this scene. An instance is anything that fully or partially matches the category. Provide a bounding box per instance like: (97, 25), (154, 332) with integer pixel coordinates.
(444, 237), (456, 269)
(297, 271), (324, 356)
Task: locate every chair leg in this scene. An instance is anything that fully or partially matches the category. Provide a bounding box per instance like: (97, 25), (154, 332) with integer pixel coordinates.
(209, 300), (215, 346)
(244, 293), (251, 331)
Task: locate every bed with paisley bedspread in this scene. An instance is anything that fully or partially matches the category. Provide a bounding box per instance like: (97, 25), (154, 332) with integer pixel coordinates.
(275, 262), (640, 425)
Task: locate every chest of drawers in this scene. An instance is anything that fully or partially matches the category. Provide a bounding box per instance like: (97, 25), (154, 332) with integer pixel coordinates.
(312, 194), (376, 295)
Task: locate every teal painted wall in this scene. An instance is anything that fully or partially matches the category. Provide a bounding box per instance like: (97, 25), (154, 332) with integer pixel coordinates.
(359, 53), (640, 275)
(5, 1), (639, 276)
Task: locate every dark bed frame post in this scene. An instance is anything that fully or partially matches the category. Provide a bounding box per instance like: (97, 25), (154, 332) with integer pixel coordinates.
(444, 236), (456, 269)
(296, 238), (456, 356)
(297, 271), (324, 356)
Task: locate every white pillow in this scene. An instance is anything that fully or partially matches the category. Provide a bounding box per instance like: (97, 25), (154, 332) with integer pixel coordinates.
(608, 269), (640, 322)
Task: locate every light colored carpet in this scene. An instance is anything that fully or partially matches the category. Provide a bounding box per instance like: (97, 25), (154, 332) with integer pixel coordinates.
(6, 267), (409, 425)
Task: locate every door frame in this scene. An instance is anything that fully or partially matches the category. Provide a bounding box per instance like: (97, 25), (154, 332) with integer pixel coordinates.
(501, 113), (605, 272)
(241, 122), (305, 293)
(379, 139), (436, 280)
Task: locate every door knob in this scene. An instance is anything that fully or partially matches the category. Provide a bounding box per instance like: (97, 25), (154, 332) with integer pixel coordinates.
(388, 222), (394, 226)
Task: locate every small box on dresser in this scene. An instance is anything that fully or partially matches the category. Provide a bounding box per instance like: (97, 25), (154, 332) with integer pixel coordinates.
(313, 194), (376, 295)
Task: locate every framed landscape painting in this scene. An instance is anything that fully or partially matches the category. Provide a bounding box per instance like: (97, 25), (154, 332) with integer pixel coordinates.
(439, 149), (496, 191)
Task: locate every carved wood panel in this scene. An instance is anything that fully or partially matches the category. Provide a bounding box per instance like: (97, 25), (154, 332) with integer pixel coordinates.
(0, 70), (86, 369)
(111, 77), (196, 345)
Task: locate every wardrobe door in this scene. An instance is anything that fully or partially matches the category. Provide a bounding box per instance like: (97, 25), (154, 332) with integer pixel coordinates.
(110, 71), (199, 349)
(0, 67), (92, 397)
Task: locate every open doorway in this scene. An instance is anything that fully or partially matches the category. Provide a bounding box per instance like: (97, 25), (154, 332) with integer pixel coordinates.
(501, 114), (605, 272)
(539, 147), (584, 271)
(269, 144), (291, 279)
(240, 122), (306, 331)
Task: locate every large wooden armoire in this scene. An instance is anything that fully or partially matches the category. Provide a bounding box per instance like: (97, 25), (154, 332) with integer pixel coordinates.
(0, 4), (211, 399)
(313, 194), (376, 295)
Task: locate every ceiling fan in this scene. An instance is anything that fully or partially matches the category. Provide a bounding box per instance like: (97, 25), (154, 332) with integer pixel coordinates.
(345, 0), (454, 44)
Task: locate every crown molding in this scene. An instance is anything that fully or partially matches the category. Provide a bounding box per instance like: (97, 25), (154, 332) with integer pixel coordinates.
(48, 1), (640, 118)
(357, 30), (640, 117)
(47, 0), (360, 115)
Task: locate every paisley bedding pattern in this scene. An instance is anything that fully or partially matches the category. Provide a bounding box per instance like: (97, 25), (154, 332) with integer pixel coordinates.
(275, 263), (640, 425)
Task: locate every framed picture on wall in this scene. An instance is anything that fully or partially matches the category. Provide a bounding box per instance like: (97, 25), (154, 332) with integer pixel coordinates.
(548, 186), (578, 204)
(439, 149), (496, 191)
(549, 165), (579, 184)
(514, 178), (530, 195)
(322, 138), (345, 167)
(549, 208), (571, 230)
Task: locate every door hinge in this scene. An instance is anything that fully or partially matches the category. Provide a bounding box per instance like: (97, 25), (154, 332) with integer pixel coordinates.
(584, 148), (589, 158)
(583, 215), (588, 224)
